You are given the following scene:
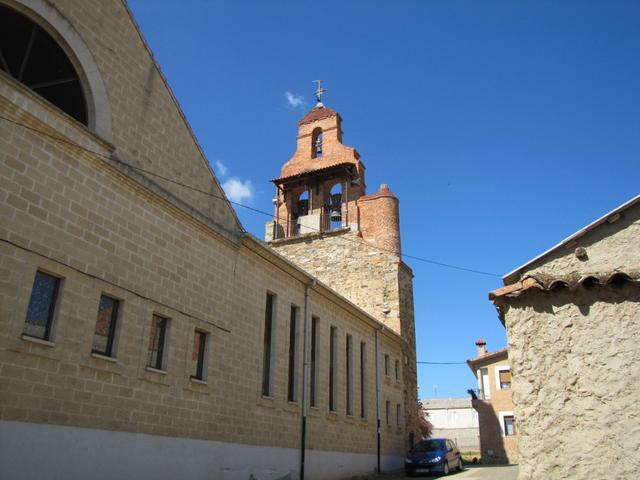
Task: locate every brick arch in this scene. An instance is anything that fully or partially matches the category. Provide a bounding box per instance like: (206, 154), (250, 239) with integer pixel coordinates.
(6, 0), (112, 141)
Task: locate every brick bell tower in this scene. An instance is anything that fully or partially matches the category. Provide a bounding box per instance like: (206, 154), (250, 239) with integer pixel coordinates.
(265, 84), (419, 447)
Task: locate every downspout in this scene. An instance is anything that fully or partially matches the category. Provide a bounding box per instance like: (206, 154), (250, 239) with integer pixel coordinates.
(300, 280), (314, 480)
(375, 326), (383, 473)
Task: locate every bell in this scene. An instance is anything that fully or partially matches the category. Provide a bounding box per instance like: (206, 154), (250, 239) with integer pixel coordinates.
(329, 206), (342, 222)
(329, 193), (342, 222)
(297, 199), (309, 216)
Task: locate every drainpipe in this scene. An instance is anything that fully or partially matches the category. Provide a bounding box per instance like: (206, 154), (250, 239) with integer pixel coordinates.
(375, 326), (383, 473)
(300, 281), (314, 480)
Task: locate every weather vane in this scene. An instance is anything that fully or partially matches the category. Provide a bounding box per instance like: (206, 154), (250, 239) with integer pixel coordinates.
(313, 80), (326, 105)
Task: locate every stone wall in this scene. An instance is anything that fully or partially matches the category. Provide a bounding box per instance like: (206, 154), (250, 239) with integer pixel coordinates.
(505, 286), (640, 479)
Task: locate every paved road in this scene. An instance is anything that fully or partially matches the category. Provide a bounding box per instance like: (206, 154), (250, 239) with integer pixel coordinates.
(379, 465), (518, 480)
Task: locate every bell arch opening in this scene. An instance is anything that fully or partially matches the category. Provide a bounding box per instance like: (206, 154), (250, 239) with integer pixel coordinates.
(311, 128), (323, 158)
(326, 183), (343, 230)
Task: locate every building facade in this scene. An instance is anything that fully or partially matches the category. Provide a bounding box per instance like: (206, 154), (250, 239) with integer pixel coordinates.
(466, 340), (516, 464)
(0, 1), (417, 479)
(490, 195), (640, 480)
(265, 101), (419, 448)
(422, 397), (479, 451)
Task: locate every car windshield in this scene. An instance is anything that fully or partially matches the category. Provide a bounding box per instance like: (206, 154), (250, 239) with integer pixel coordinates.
(411, 439), (446, 453)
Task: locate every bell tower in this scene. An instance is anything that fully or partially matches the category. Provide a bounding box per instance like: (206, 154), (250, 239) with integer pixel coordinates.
(265, 86), (418, 447)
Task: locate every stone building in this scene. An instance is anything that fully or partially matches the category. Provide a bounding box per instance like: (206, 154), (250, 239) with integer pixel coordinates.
(422, 397), (479, 451)
(466, 340), (516, 464)
(265, 101), (419, 447)
(489, 195), (640, 480)
(0, 1), (417, 479)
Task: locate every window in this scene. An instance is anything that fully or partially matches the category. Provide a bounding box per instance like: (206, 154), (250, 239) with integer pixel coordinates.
(287, 306), (298, 402)
(0, 5), (87, 125)
(384, 354), (390, 377)
(147, 315), (168, 370)
(396, 403), (401, 427)
(385, 400), (391, 426)
(502, 414), (516, 436)
(395, 359), (400, 381)
(496, 366), (511, 390)
(92, 295), (119, 357)
(262, 293), (275, 396)
(346, 334), (353, 415)
(310, 316), (319, 407)
(329, 326), (337, 411)
(479, 367), (491, 400)
(360, 341), (367, 418)
(312, 128), (323, 158)
(23, 270), (60, 340)
(191, 330), (207, 381)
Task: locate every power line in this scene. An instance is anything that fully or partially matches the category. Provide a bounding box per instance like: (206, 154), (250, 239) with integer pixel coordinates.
(1, 114), (501, 277)
(417, 361), (467, 365)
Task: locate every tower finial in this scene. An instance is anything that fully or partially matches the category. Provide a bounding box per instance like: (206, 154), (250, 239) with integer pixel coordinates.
(313, 80), (326, 107)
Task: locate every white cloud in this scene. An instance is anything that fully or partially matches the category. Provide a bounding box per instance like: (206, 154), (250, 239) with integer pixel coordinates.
(285, 91), (306, 109)
(222, 178), (254, 204)
(214, 160), (228, 177)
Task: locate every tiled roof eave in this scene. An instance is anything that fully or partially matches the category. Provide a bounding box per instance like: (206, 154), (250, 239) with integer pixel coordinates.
(489, 270), (640, 303)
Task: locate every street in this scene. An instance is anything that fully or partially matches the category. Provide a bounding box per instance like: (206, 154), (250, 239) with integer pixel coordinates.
(379, 465), (519, 480)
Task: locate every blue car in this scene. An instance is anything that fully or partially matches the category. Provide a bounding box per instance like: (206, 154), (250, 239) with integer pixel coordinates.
(405, 438), (463, 476)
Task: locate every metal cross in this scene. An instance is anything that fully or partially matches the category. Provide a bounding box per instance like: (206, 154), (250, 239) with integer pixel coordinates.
(313, 80), (326, 104)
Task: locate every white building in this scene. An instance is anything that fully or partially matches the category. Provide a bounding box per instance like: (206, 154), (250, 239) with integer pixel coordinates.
(422, 398), (480, 451)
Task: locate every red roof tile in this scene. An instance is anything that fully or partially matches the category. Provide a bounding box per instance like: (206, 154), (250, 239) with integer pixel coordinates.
(299, 105), (339, 125)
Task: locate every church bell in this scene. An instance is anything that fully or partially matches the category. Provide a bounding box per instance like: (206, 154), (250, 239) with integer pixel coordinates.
(329, 193), (342, 222)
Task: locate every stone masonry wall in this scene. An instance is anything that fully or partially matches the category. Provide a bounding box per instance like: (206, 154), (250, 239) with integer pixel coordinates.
(271, 231), (402, 333)
(505, 286), (640, 479)
(0, 31), (405, 479)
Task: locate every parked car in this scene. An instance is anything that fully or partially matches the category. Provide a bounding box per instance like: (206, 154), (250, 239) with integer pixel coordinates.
(405, 438), (463, 476)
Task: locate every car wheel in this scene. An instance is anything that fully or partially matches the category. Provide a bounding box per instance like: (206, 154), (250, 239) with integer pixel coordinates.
(456, 458), (463, 472)
(443, 461), (449, 475)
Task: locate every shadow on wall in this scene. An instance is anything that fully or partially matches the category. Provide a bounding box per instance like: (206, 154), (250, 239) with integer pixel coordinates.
(472, 400), (509, 465)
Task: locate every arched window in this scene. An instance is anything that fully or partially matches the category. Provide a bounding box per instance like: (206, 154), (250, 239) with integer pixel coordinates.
(0, 4), (87, 125)
(327, 183), (342, 230)
(311, 128), (323, 158)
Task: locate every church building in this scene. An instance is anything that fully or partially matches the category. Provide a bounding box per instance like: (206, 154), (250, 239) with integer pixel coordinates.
(0, 1), (418, 479)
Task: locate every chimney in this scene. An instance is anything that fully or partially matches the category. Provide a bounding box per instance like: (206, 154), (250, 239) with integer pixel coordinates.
(475, 338), (487, 357)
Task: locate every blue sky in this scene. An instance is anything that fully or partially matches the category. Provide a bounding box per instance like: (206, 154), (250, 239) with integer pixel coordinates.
(128, 0), (640, 400)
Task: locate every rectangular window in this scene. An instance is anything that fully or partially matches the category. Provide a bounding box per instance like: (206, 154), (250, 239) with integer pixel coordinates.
(329, 325), (337, 411)
(385, 400), (391, 425)
(262, 293), (276, 396)
(395, 359), (400, 381)
(310, 316), (319, 407)
(499, 369), (512, 389)
(346, 334), (353, 416)
(287, 305), (298, 402)
(384, 354), (390, 377)
(396, 403), (401, 427)
(480, 367), (491, 400)
(191, 330), (207, 380)
(92, 295), (119, 356)
(147, 315), (168, 370)
(360, 341), (367, 418)
(503, 415), (516, 436)
(23, 270), (60, 340)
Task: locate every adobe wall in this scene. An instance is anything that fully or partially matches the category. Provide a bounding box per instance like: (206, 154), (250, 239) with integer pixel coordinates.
(504, 286), (640, 480)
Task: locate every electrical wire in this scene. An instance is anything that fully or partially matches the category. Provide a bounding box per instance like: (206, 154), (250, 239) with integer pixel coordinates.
(1, 113), (501, 277)
(417, 361), (467, 365)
